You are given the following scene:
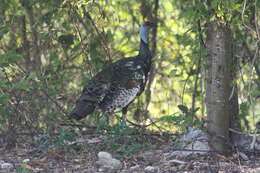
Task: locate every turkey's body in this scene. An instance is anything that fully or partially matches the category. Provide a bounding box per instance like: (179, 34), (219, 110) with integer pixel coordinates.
(70, 22), (153, 120)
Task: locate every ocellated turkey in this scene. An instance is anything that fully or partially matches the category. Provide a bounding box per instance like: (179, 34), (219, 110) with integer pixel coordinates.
(70, 22), (154, 121)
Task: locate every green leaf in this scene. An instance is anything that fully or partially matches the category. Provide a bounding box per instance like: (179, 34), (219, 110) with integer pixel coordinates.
(49, 52), (59, 62)
(1, 50), (23, 66)
(169, 69), (177, 76)
(40, 32), (51, 40)
(71, 43), (81, 52)
(239, 103), (249, 119)
(193, 107), (200, 113)
(106, 29), (114, 41)
(58, 34), (74, 46)
(0, 25), (10, 40)
(0, 94), (10, 104)
(13, 80), (31, 91)
(159, 115), (183, 123)
(177, 104), (189, 113)
(41, 11), (55, 24)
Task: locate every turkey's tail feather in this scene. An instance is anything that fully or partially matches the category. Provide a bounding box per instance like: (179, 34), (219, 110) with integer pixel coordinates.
(70, 101), (96, 120)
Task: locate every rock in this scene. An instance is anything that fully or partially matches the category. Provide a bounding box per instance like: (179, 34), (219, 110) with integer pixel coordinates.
(186, 140), (209, 153)
(168, 159), (186, 165)
(239, 152), (249, 161)
(171, 140), (210, 158)
(181, 127), (208, 141)
(255, 143), (260, 150)
(96, 151), (122, 170)
(144, 166), (159, 173)
(129, 165), (141, 173)
(98, 152), (112, 160)
(98, 167), (107, 172)
(168, 128), (211, 158)
(87, 137), (102, 144)
(73, 159), (80, 163)
(137, 150), (162, 165)
(120, 169), (129, 173)
(22, 159), (30, 163)
(1, 162), (14, 169)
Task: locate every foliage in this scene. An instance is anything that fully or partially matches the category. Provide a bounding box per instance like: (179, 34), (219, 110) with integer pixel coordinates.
(35, 129), (77, 154)
(159, 104), (203, 131)
(96, 116), (155, 159)
(0, 0), (258, 148)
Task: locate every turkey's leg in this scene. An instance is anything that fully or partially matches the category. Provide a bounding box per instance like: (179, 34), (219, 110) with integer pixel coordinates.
(122, 106), (128, 122)
(111, 110), (115, 124)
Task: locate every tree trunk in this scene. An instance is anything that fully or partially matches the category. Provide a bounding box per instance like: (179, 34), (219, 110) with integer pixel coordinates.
(205, 21), (233, 154)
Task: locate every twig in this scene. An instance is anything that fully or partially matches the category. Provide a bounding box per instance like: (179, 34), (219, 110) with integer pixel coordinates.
(72, 18), (94, 76)
(21, 0), (41, 71)
(254, 0), (260, 40)
(172, 148), (260, 154)
(181, 67), (192, 105)
(229, 128), (259, 136)
(197, 20), (206, 48)
(191, 20), (204, 119)
(144, 0), (159, 112)
(250, 129), (257, 149)
(20, 15), (31, 69)
(40, 89), (69, 117)
(228, 85), (235, 101)
(241, 0), (255, 33)
(243, 42), (260, 86)
(59, 122), (96, 129)
(82, 8), (112, 63)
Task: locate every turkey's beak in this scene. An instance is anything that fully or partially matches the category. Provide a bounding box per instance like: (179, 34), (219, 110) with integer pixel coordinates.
(144, 21), (157, 27)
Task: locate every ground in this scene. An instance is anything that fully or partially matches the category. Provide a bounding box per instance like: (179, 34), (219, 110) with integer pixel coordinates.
(0, 129), (260, 173)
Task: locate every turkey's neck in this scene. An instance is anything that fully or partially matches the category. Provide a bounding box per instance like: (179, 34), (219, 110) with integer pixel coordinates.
(139, 39), (151, 60)
(139, 24), (152, 66)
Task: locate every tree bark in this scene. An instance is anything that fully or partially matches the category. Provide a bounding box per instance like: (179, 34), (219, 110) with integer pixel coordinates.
(206, 21), (233, 154)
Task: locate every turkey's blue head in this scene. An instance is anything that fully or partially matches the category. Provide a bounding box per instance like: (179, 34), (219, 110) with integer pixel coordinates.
(140, 21), (155, 44)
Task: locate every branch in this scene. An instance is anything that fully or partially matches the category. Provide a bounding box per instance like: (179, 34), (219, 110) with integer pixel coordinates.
(20, 15), (31, 70)
(242, 42), (260, 86)
(40, 89), (69, 117)
(144, 0), (159, 111)
(21, 0), (41, 71)
(82, 8), (112, 63)
(191, 20), (204, 119)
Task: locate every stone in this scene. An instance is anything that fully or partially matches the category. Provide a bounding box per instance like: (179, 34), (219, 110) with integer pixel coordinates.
(171, 140), (210, 158)
(22, 159), (30, 163)
(181, 127), (208, 141)
(137, 150), (162, 165)
(239, 152), (249, 161)
(169, 128), (211, 158)
(144, 166), (159, 173)
(129, 165), (141, 171)
(96, 151), (122, 170)
(128, 165), (142, 173)
(1, 162), (14, 169)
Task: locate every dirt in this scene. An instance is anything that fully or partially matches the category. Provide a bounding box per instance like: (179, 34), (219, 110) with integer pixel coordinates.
(0, 132), (260, 173)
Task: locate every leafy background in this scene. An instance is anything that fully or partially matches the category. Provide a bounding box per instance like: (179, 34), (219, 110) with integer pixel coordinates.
(0, 0), (259, 146)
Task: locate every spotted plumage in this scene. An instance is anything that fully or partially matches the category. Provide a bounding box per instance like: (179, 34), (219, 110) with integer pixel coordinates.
(70, 22), (154, 120)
